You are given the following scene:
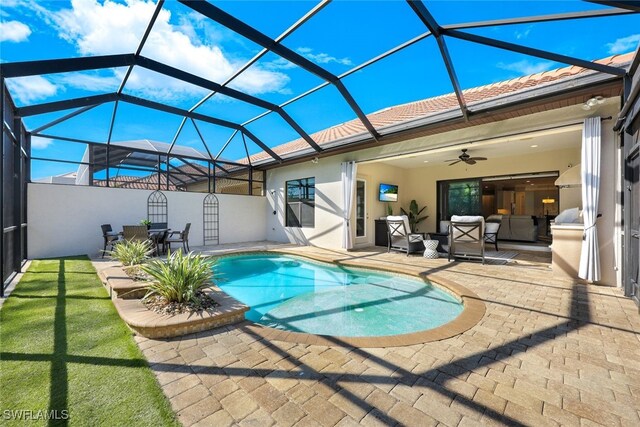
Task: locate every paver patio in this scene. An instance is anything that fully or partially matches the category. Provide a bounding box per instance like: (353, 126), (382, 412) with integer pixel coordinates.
(107, 247), (640, 426)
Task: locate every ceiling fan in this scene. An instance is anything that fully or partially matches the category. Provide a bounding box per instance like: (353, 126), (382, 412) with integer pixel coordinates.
(445, 149), (487, 166)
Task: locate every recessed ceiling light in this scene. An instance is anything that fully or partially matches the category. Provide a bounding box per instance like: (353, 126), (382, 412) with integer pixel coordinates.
(530, 144), (538, 148)
(423, 160), (429, 163)
(526, 180), (530, 182)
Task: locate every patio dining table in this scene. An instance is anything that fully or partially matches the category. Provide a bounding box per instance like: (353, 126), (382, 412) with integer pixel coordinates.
(118, 228), (170, 255)
(148, 228), (170, 255)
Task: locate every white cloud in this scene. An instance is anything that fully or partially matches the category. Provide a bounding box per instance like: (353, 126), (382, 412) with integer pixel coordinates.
(514, 27), (531, 40)
(31, 136), (54, 150)
(5, 75), (59, 103)
(296, 47), (353, 66)
(606, 34), (640, 54)
(40, 0), (289, 101)
(0, 20), (32, 42)
(55, 72), (120, 92)
(497, 59), (554, 75)
(264, 57), (297, 71)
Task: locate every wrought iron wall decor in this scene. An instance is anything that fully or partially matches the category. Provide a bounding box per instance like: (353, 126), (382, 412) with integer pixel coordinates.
(147, 190), (168, 225)
(203, 193), (220, 246)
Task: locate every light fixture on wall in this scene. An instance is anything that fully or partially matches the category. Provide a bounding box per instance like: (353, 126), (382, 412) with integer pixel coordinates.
(581, 95), (605, 110)
(311, 157), (319, 164)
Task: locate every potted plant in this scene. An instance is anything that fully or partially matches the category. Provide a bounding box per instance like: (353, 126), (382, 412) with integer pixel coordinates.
(386, 203), (393, 216)
(401, 199), (428, 232)
(140, 219), (152, 229)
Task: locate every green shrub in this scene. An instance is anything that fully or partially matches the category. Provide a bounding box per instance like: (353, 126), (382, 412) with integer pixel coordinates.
(109, 239), (154, 266)
(141, 250), (217, 304)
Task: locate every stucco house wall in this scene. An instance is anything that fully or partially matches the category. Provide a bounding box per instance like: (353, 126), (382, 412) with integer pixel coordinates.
(266, 101), (622, 286)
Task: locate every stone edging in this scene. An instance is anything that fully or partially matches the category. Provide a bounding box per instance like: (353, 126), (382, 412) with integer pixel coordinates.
(100, 264), (248, 339)
(214, 249), (486, 348)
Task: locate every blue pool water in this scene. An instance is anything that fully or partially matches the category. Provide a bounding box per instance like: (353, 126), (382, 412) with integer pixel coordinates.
(215, 253), (463, 337)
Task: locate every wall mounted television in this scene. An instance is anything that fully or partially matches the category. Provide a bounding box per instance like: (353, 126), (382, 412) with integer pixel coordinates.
(379, 183), (398, 202)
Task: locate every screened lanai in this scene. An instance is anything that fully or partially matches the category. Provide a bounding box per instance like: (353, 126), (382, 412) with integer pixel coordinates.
(2, 0), (640, 293)
(2, 1), (640, 178)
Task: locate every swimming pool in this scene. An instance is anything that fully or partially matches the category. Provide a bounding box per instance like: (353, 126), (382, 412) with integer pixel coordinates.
(215, 253), (464, 337)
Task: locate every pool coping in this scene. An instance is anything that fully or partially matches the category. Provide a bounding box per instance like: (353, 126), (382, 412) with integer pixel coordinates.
(211, 249), (486, 348)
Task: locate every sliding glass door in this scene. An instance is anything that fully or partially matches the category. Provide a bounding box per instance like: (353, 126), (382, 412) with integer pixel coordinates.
(438, 179), (482, 222)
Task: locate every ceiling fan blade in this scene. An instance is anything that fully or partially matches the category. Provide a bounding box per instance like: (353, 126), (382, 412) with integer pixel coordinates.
(465, 159), (477, 165)
(444, 158), (459, 162)
(448, 160), (461, 166)
(469, 157), (487, 161)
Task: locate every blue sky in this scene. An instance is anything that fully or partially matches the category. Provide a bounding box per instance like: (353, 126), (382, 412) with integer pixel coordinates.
(0, 0), (638, 179)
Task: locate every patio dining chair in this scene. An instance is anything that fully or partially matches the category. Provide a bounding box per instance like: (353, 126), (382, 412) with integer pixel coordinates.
(166, 223), (191, 253)
(100, 224), (120, 258)
(122, 225), (150, 243)
(386, 215), (425, 256)
(448, 215), (485, 264)
(149, 222), (169, 255)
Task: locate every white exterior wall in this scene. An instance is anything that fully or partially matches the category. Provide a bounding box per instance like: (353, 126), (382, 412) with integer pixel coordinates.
(266, 101), (623, 286)
(28, 183), (267, 259)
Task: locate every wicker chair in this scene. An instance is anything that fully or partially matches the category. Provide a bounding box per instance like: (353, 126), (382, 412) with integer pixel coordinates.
(122, 225), (150, 242)
(166, 223), (191, 253)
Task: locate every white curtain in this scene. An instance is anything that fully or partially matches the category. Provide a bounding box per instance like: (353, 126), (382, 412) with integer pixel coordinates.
(341, 161), (358, 250)
(579, 117), (601, 282)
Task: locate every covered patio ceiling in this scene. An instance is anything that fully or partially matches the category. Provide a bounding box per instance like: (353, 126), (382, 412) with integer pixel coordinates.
(371, 122), (583, 168)
(1, 0), (639, 169)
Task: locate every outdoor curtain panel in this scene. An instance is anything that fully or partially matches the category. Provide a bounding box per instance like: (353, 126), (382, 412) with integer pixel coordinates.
(579, 117), (601, 282)
(341, 161), (357, 250)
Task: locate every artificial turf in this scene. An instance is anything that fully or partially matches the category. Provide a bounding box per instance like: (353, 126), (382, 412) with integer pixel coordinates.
(0, 257), (178, 426)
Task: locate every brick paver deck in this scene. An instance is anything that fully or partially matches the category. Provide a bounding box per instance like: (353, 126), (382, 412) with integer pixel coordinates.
(131, 247), (640, 426)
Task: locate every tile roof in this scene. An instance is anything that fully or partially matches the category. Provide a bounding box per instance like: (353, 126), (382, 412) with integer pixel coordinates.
(245, 52), (633, 164)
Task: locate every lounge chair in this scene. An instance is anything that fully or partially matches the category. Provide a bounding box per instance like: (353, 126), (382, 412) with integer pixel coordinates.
(100, 224), (120, 258)
(166, 223), (191, 253)
(386, 215), (425, 256)
(448, 215), (485, 264)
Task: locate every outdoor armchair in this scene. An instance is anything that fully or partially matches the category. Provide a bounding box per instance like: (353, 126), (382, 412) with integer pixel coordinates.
(386, 215), (425, 256)
(166, 223), (191, 253)
(484, 214), (503, 251)
(448, 215), (485, 264)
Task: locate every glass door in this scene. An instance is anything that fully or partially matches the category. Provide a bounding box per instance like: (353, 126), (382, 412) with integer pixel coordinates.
(356, 179), (366, 238)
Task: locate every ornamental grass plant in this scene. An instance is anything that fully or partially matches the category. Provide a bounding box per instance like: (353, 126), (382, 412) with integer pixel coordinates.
(141, 249), (217, 305)
(108, 239), (154, 266)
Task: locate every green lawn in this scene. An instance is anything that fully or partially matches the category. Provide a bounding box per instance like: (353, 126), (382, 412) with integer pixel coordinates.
(0, 257), (178, 426)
